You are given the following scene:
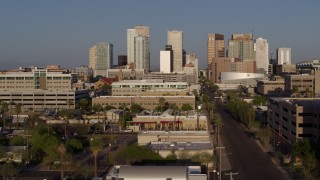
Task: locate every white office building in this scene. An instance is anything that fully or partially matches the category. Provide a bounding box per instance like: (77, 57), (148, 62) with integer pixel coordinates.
(254, 37), (269, 74)
(277, 48), (291, 65)
(160, 50), (172, 73)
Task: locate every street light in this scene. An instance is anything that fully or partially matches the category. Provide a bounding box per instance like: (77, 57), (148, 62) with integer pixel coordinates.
(197, 105), (202, 131)
(212, 169), (217, 180)
(215, 146), (225, 180)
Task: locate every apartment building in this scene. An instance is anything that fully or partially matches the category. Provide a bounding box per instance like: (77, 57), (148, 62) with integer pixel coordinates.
(268, 97), (320, 145)
(92, 96), (195, 111)
(111, 79), (188, 96)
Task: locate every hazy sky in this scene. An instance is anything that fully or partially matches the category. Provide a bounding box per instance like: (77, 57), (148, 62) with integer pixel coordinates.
(0, 0), (319, 70)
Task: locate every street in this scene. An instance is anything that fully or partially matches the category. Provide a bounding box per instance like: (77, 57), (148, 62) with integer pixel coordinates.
(205, 86), (289, 180)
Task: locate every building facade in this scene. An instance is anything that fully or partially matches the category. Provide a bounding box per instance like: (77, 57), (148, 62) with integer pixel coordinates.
(89, 43), (113, 76)
(277, 48), (291, 65)
(255, 37), (269, 74)
(167, 30), (183, 72)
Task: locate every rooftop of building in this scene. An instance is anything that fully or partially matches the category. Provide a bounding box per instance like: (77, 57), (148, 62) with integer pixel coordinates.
(269, 97), (320, 106)
(95, 95), (195, 99)
(138, 130), (209, 136)
(106, 165), (205, 180)
(149, 141), (212, 151)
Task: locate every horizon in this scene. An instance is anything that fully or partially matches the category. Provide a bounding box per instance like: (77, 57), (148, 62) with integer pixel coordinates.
(0, 0), (319, 70)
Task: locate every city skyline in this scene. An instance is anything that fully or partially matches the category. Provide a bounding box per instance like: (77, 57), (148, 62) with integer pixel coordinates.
(0, 0), (319, 70)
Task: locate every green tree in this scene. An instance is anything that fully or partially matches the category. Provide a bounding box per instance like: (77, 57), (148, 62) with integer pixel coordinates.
(158, 97), (166, 112)
(90, 138), (102, 177)
(104, 105), (116, 111)
(79, 98), (89, 112)
(213, 113), (222, 146)
(256, 127), (272, 147)
(75, 165), (93, 180)
(170, 103), (180, 130)
(1, 102), (9, 128)
(65, 138), (83, 153)
(9, 135), (25, 146)
(0, 163), (18, 179)
(58, 143), (66, 180)
(14, 103), (22, 129)
(292, 85), (299, 95)
(251, 96), (267, 106)
(181, 104), (193, 111)
(130, 103), (142, 115)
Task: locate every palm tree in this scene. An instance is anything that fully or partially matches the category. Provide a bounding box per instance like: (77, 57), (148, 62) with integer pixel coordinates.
(213, 113), (222, 146)
(158, 97), (166, 112)
(58, 143), (66, 180)
(90, 138), (102, 177)
(1, 102), (9, 129)
(14, 103), (22, 129)
(170, 103), (179, 130)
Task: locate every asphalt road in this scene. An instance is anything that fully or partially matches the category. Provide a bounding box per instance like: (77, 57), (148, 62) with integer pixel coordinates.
(205, 87), (288, 180)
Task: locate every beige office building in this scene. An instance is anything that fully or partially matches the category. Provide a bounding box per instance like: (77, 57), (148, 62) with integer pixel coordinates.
(268, 97), (320, 145)
(228, 33), (254, 61)
(256, 80), (285, 96)
(92, 96), (195, 111)
(0, 68), (75, 91)
(0, 89), (89, 112)
(207, 34), (225, 67)
(167, 30), (183, 72)
(284, 70), (320, 97)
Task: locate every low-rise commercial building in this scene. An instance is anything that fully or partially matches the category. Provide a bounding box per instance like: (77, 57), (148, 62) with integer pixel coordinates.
(256, 80), (285, 96)
(106, 165), (207, 180)
(143, 72), (198, 85)
(131, 111), (207, 131)
(111, 79), (188, 96)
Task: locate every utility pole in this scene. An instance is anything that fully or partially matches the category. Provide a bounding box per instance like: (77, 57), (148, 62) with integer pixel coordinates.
(225, 172), (238, 180)
(216, 146), (225, 180)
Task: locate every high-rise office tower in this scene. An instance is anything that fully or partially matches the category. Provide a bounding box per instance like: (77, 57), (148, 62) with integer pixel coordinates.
(167, 30), (183, 72)
(118, 55), (127, 66)
(207, 34), (225, 66)
(277, 48), (291, 65)
(89, 43), (113, 71)
(127, 26), (150, 71)
(255, 38), (269, 74)
(227, 33), (254, 61)
(160, 45), (173, 73)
